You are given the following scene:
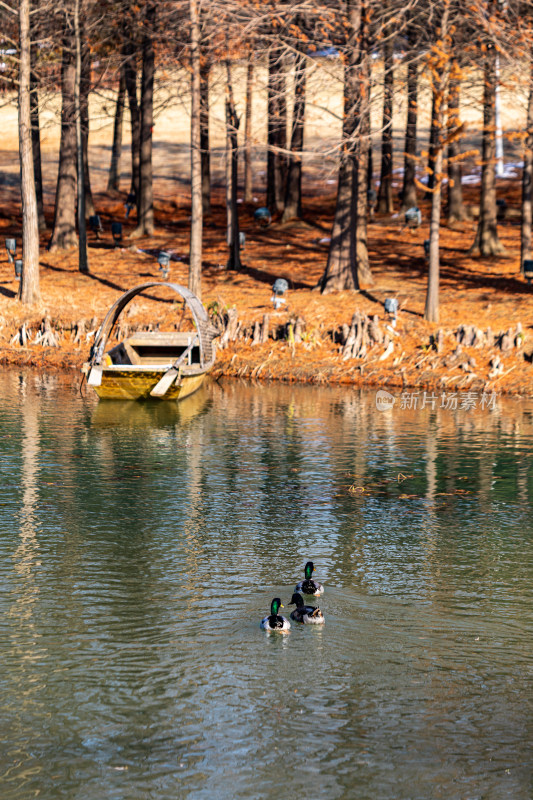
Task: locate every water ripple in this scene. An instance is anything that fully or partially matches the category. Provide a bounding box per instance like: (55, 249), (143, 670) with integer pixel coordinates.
(0, 373), (532, 799)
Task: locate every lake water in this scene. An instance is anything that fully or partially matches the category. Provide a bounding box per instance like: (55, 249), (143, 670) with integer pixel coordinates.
(1, 369), (532, 800)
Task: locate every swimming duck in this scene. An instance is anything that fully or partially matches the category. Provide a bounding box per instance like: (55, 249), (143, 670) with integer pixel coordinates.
(289, 592), (325, 625)
(295, 561), (324, 596)
(260, 598), (290, 632)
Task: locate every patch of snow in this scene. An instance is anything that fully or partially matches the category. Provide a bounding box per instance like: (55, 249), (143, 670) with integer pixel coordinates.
(461, 175), (481, 185)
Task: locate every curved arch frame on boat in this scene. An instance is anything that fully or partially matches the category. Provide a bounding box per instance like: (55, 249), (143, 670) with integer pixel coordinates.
(83, 282), (219, 401)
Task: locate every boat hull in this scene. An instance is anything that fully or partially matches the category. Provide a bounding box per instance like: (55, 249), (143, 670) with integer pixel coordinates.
(92, 368), (207, 401)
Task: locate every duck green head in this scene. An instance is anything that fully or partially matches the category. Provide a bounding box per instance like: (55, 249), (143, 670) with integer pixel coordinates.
(271, 598), (283, 615)
(304, 561), (315, 579)
(289, 592), (304, 608)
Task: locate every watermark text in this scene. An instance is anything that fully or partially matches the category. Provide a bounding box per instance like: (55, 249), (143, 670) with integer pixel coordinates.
(376, 390), (498, 412)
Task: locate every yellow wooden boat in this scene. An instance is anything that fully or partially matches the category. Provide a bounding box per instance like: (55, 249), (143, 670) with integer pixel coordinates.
(83, 282), (219, 401)
(90, 388), (208, 427)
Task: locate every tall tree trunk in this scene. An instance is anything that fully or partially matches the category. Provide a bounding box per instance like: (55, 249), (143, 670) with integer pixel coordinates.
(357, 64), (373, 285)
(401, 56), (418, 210)
(189, 0), (203, 298)
(425, 145), (443, 322)
(244, 57), (254, 203)
(132, 2), (155, 238)
(424, 6), (450, 323)
(225, 65), (233, 245)
(30, 64), (46, 231)
(29, 10), (46, 231)
(74, 0), (88, 273)
(266, 48), (287, 215)
(277, 67), (287, 210)
(107, 67), (126, 192)
(123, 34), (140, 209)
(367, 134), (373, 194)
(200, 54), (210, 215)
(521, 54), (533, 268)
(225, 60), (241, 271)
(282, 53), (306, 222)
(18, 0), (40, 302)
(447, 61), (466, 223)
(319, 0), (369, 293)
(425, 89), (437, 198)
(470, 49), (505, 255)
(49, 25), (77, 251)
(377, 34), (394, 214)
(320, 158), (357, 292)
(80, 29), (94, 219)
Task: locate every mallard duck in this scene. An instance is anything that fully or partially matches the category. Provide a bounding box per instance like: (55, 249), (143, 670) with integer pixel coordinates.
(288, 592), (325, 624)
(295, 561), (324, 596)
(260, 598), (290, 632)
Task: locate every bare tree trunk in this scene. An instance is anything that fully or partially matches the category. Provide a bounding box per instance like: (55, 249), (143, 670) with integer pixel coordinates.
(266, 48), (287, 215)
(132, 2), (155, 238)
(356, 138), (371, 284)
(424, 6), (450, 323)
(107, 67), (126, 193)
(282, 52), (306, 222)
(49, 27), (77, 251)
(367, 137), (373, 193)
(80, 29), (94, 219)
(425, 144), (443, 322)
(425, 89), (437, 198)
(123, 34), (140, 208)
(319, 0), (368, 293)
(30, 67), (46, 231)
(243, 57), (254, 203)
(320, 158), (357, 292)
(200, 54), (210, 216)
(277, 67), (287, 209)
(225, 60), (241, 271)
(471, 50), (505, 255)
(357, 66), (373, 286)
(521, 54), (533, 268)
(18, 0), (40, 303)
(225, 65), (233, 246)
(29, 11), (46, 231)
(401, 56), (418, 210)
(266, 50), (277, 213)
(189, 0), (203, 298)
(447, 62), (466, 223)
(377, 34), (394, 214)
(74, 0), (88, 273)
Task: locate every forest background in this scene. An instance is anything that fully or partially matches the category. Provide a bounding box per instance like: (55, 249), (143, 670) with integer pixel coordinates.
(1, 0), (533, 395)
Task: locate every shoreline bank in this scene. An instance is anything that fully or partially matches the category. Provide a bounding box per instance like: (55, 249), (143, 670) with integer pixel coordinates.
(1, 320), (532, 399)
(1, 190), (532, 399)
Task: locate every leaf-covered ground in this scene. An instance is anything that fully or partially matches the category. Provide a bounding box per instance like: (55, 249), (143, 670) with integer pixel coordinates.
(1, 182), (532, 396)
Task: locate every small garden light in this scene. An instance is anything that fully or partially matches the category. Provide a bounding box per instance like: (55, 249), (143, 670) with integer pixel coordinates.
(157, 251), (171, 280)
(424, 239), (430, 259)
(14, 258), (23, 279)
(125, 193), (136, 219)
(271, 278), (289, 310)
(496, 198), (507, 221)
(254, 207), (272, 227)
(5, 238), (16, 264)
(384, 297), (398, 327)
(523, 259), (533, 285)
(239, 231), (246, 250)
(405, 207), (422, 229)
(111, 222), (123, 245)
(89, 215), (103, 239)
